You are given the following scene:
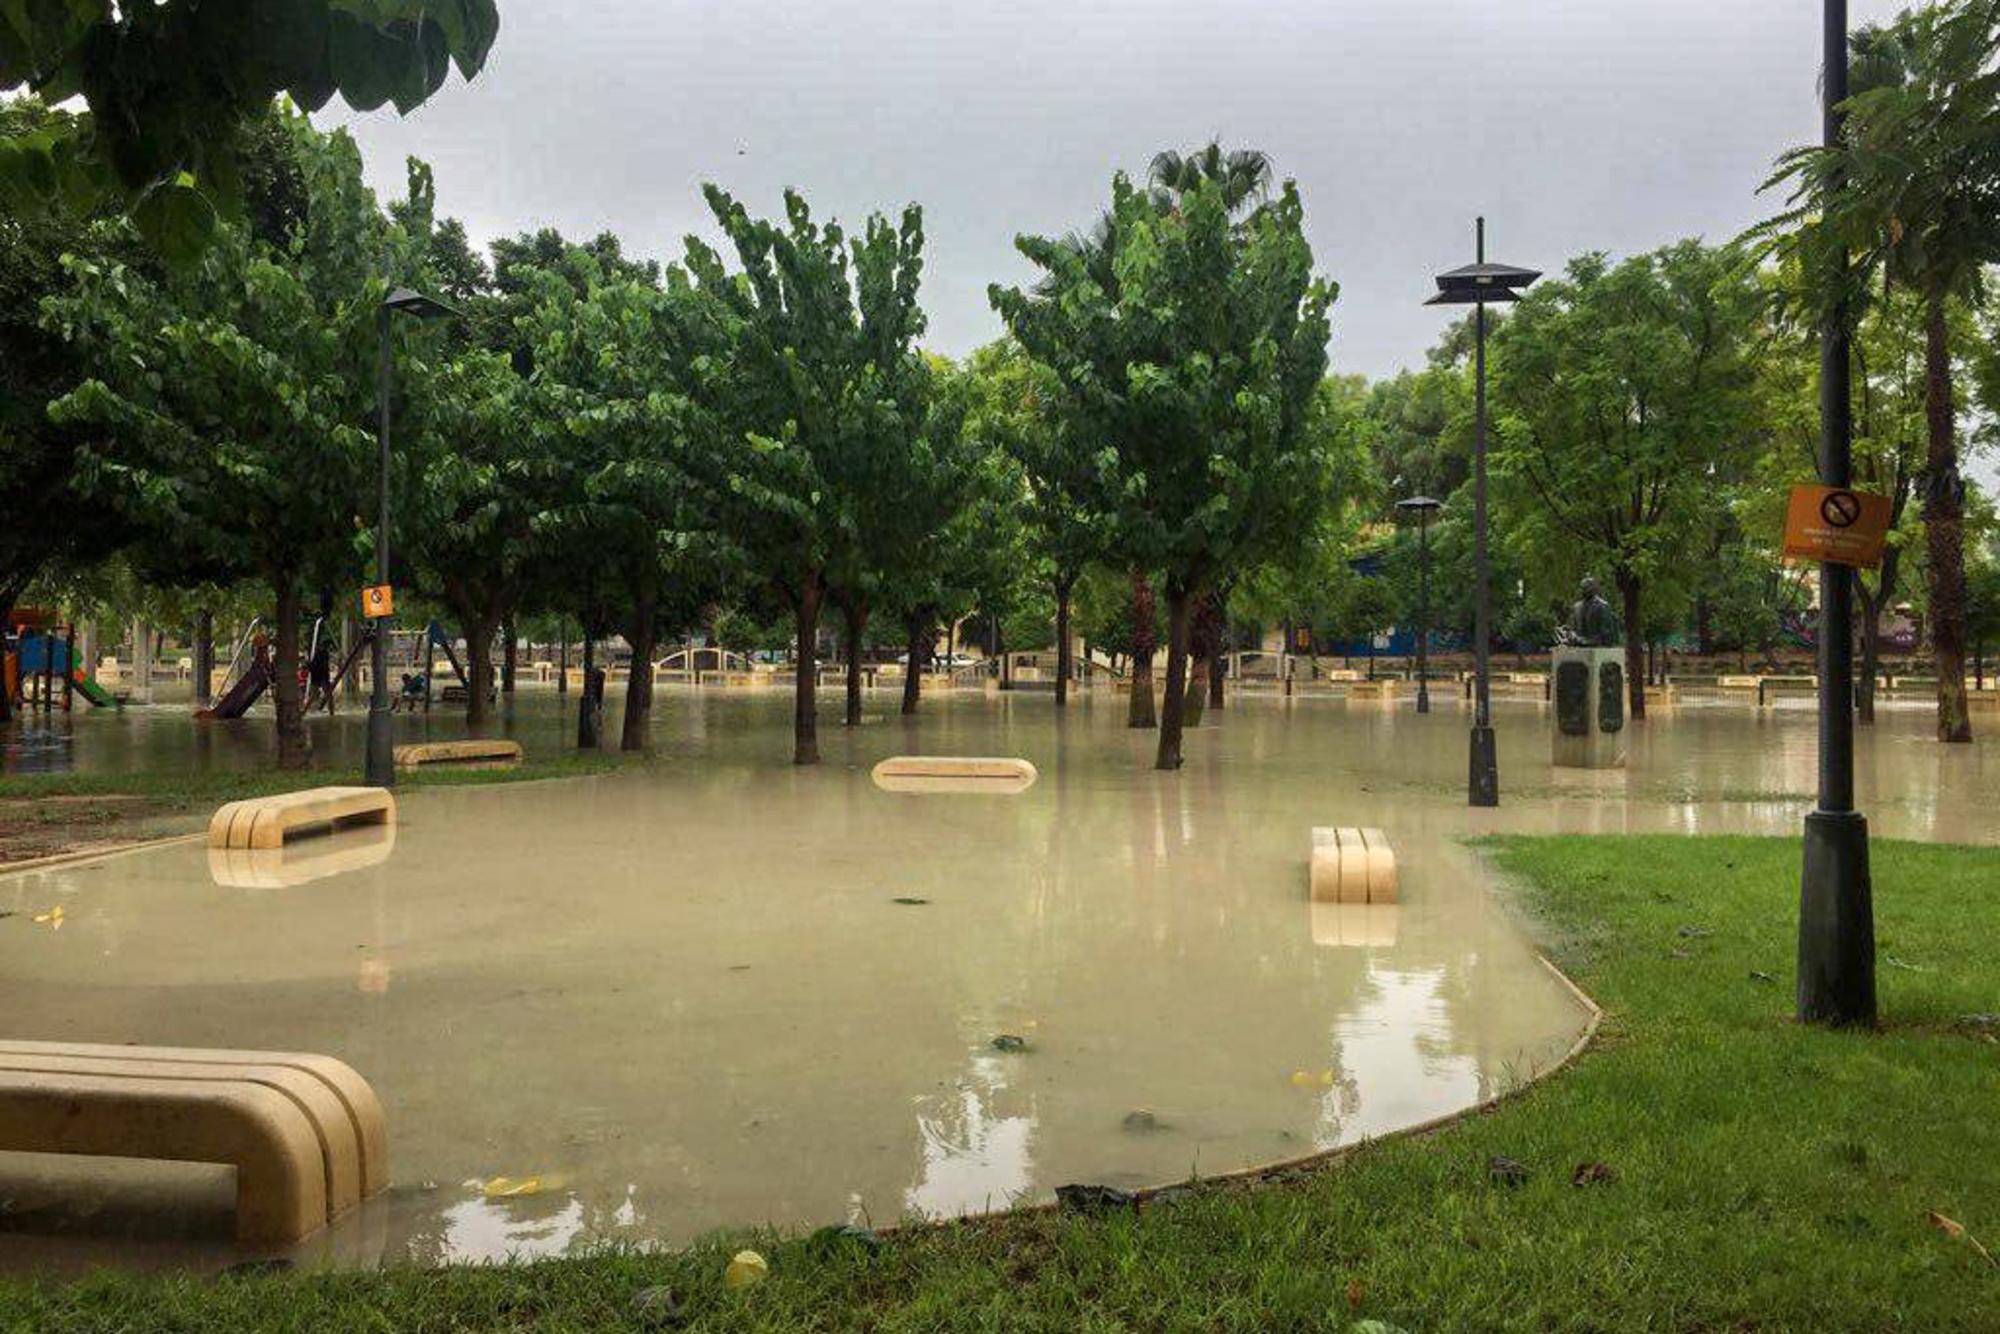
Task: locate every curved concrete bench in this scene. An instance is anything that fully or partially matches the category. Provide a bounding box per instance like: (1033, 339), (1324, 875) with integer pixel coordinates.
(1309, 827), (1397, 904)
(393, 739), (522, 769)
(0, 1069), (326, 1245)
(208, 787), (395, 850)
(871, 756), (1038, 795)
(0, 1042), (387, 1246)
(0, 1041), (387, 1199)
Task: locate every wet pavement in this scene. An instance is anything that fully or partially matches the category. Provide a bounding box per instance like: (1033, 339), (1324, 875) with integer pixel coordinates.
(0, 689), (1991, 1271)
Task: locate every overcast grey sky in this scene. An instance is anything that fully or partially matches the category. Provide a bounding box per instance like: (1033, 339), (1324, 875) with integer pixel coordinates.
(331, 0), (1906, 383)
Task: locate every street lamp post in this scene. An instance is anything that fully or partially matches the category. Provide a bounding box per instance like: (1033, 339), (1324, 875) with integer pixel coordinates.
(1798, 0), (1874, 1027)
(1425, 221), (1539, 806)
(365, 286), (462, 789)
(1397, 495), (1442, 714)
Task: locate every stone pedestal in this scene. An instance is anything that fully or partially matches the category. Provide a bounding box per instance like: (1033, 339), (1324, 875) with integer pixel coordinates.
(1552, 646), (1626, 769)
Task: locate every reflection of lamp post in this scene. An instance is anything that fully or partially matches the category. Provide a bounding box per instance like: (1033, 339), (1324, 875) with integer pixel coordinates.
(365, 286), (462, 789)
(1396, 494), (1442, 713)
(1799, 0), (1874, 1027)
(1426, 220), (1538, 806)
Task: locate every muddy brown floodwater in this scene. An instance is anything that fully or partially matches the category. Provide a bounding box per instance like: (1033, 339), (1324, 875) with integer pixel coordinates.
(0, 690), (1991, 1272)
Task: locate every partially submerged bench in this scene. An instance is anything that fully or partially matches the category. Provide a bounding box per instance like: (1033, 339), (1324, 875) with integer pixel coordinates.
(208, 787), (395, 851)
(392, 739), (522, 769)
(0, 1041), (387, 1246)
(872, 756), (1038, 795)
(1309, 827), (1398, 904)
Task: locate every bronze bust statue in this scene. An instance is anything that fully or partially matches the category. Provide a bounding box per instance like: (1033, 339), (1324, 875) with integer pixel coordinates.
(1559, 576), (1620, 648)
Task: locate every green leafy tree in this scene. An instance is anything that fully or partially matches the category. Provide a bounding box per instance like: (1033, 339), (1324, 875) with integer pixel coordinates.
(992, 172), (1335, 768)
(968, 338), (1108, 706)
(0, 1), (498, 260)
(679, 185), (929, 765)
(1492, 240), (1763, 719)
(1764, 1), (2000, 740)
(46, 121), (387, 765)
(0, 99), (133, 723)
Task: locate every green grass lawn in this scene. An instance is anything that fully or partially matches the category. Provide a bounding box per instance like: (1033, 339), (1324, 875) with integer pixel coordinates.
(3, 834), (1996, 1331)
(0, 753), (623, 864)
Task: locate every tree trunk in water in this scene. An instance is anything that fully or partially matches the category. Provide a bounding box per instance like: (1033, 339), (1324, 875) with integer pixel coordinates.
(557, 620), (569, 695)
(577, 635), (602, 748)
(842, 601), (866, 727)
(1209, 648), (1225, 709)
(794, 578), (822, 765)
(1054, 579), (1073, 708)
(1616, 571), (1646, 721)
(1922, 289), (1972, 742)
(1182, 649), (1207, 728)
(621, 589), (658, 752)
(0, 596), (13, 723)
(1856, 573), (1887, 726)
(901, 616), (925, 715)
(193, 608), (214, 709)
(463, 614), (495, 729)
(1127, 571), (1156, 728)
(272, 580), (310, 769)
(502, 617), (517, 694)
(1155, 588), (1192, 770)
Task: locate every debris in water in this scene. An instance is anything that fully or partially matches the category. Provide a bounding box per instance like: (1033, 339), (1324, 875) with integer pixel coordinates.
(891, 897), (930, 906)
(32, 906), (63, 930)
(1122, 1109), (1161, 1133)
(1288, 1069), (1333, 1088)
(991, 1034), (1028, 1052)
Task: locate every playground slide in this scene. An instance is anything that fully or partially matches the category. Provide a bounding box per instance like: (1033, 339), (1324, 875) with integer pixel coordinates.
(69, 671), (116, 708)
(197, 660), (270, 720)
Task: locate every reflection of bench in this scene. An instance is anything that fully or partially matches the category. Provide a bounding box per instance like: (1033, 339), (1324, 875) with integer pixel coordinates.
(1345, 679), (1399, 701)
(1309, 827), (1398, 904)
(872, 756), (1038, 795)
(0, 1041), (387, 1246)
(392, 739), (521, 769)
(1311, 901), (1400, 948)
(208, 787), (395, 851)
(208, 823), (396, 889)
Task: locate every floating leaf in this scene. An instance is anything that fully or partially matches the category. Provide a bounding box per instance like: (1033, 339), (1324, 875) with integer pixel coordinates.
(32, 906), (64, 930)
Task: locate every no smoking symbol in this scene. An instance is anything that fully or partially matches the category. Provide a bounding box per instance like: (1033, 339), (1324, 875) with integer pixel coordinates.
(1821, 490), (1862, 528)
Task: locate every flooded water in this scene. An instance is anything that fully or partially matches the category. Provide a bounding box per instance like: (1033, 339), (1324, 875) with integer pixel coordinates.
(0, 689), (1992, 1272)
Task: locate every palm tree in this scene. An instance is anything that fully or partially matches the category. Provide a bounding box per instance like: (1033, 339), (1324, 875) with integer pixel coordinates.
(1147, 142), (1274, 216)
(1769, 2), (2000, 742)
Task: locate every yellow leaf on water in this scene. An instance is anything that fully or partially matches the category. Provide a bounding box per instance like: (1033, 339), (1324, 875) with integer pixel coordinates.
(32, 906), (64, 929)
(482, 1175), (543, 1198)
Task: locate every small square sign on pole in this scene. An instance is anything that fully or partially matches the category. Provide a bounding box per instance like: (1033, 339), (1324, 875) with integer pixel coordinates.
(1781, 485), (1891, 569)
(360, 584), (395, 619)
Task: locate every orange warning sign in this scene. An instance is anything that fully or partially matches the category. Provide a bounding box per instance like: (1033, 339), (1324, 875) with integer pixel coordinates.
(1781, 485), (1891, 569)
(360, 584), (395, 619)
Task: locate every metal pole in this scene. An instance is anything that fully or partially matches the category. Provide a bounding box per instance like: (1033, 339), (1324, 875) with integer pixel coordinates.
(1798, 0), (1873, 1026)
(365, 304), (396, 788)
(1468, 218), (1498, 806)
(1416, 511), (1432, 713)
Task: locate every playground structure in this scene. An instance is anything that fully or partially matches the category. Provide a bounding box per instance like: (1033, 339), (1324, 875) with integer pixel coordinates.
(3, 611), (119, 713)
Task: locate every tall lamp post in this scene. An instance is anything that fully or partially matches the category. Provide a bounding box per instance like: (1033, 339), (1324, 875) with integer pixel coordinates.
(1426, 220), (1539, 806)
(1396, 494), (1442, 713)
(1798, 0), (1874, 1027)
(365, 286), (462, 789)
